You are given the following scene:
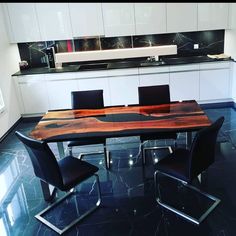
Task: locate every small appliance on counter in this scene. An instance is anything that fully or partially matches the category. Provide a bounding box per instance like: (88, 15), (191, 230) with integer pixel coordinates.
(46, 47), (56, 68)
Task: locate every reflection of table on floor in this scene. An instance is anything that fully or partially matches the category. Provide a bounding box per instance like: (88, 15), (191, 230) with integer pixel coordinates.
(29, 100), (212, 200)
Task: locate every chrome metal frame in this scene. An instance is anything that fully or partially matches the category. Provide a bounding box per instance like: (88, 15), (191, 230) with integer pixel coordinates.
(154, 170), (221, 225)
(141, 140), (173, 165)
(35, 174), (101, 235)
(69, 145), (111, 169)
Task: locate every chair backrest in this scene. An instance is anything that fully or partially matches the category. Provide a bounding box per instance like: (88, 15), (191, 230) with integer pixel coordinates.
(15, 131), (63, 189)
(71, 90), (104, 109)
(189, 116), (224, 180)
(138, 85), (170, 106)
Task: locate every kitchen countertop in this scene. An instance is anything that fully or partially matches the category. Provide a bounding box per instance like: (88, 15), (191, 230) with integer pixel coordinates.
(12, 55), (232, 76)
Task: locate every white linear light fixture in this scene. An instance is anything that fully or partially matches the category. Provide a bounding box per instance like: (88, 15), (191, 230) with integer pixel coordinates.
(55, 45), (177, 65)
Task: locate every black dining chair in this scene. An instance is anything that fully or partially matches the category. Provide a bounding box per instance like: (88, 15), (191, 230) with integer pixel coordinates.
(154, 116), (224, 225)
(68, 90), (111, 169)
(138, 85), (178, 165)
(15, 131), (101, 235)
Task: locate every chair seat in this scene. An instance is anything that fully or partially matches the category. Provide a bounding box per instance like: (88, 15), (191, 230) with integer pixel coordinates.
(140, 132), (177, 142)
(68, 138), (106, 147)
(155, 148), (191, 183)
(58, 156), (99, 191)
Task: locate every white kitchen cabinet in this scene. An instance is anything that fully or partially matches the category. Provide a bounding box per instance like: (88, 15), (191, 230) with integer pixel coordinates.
(139, 67), (169, 89)
(3, 3), (41, 43)
(166, 3), (197, 33)
(200, 67), (230, 101)
(134, 3), (166, 35)
(17, 75), (49, 114)
(169, 71), (200, 101)
(228, 3), (236, 29)
(46, 79), (78, 110)
(102, 3), (135, 37)
(69, 3), (104, 37)
(108, 69), (139, 106)
(198, 3), (229, 31)
(35, 3), (72, 41)
(78, 77), (111, 106)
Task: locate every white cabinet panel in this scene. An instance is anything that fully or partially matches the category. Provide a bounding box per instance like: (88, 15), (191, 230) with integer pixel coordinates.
(69, 3), (104, 37)
(78, 78), (111, 106)
(109, 75), (139, 106)
(18, 76), (49, 114)
(139, 73), (169, 87)
(46, 79), (78, 110)
(102, 3), (135, 37)
(200, 69), (230, 100)
(36, 3), (72, 40)
(167, 3), (197, 33)
(198, 3), (229, 30)
(169, 71), (200, 101)
(134, 3), (166, 35)
(3, 3), (41, 43)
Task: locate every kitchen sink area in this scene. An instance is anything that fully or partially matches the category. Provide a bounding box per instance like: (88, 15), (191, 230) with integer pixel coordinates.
(78, 62), (108, 71)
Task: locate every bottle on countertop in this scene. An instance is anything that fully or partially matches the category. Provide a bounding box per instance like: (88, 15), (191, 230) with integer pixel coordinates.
(46, 47), (56, 68)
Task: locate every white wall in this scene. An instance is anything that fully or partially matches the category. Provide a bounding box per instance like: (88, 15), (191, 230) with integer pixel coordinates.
(0, 4), (21, 138)
(225, 3), (236, 102)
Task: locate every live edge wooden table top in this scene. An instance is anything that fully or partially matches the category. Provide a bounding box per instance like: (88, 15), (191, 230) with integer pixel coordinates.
(29, 100), (212, 143)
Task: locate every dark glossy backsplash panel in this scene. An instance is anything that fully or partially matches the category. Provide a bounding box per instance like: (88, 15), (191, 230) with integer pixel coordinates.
(18, 30), (224, 68)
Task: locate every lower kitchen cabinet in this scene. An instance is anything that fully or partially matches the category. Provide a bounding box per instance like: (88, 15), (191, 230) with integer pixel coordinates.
(108, 69), (139, 106)
(169, 71), (200, 101)
(200, 68), (230, 100)
(46, 79), (78, 110)
(16, 75), (49, 114)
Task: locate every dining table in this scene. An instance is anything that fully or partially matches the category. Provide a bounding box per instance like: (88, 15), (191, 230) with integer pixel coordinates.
(29, 100), (212, 201)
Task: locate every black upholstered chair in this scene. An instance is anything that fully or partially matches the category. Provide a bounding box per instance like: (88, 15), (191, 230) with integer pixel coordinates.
(15, 131), (101, 235)
(154, 116), (224, 225)
(138, 85), (177, 165)
(68, 90), (111, 169)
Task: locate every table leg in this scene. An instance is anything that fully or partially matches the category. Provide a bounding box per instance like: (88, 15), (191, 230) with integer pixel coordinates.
(57, 142), (65, 159)
(186, 132), (192, 148)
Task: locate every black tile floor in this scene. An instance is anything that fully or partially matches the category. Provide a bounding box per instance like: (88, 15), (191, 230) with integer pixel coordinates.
(0, 107), (236, 236)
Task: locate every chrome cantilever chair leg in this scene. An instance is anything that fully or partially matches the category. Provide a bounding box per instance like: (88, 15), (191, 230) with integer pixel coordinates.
(154, 170), (221, 225)
(35, 174), (101, 235)
(141, 140), (173, 165)
(69, 145), (111, 170)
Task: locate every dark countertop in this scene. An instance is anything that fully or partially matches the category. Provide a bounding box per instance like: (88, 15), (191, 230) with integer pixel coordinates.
(12, 55), (232, 76)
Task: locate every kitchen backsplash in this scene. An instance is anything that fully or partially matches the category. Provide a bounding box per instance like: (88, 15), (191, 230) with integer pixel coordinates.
(18, 30), (224, 68)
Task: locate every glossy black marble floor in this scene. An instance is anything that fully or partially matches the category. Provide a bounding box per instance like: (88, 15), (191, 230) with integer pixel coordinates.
(1, 107), (236, 236)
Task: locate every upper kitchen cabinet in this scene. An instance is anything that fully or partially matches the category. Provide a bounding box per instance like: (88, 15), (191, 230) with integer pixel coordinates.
(134, 3), (167, 35)
(228, 3), (236, 29)
(35, 3), (72, 41)
(69, 3), (104, 37)
(102, 3), (135, 37)
(198, 3), (229, 30)
(2, 3), (41, 43)
(166, 3), (197, 33)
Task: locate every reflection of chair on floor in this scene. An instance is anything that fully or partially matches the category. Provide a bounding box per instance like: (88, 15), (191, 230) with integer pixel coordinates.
(15, 131), (101, 235)
(138, 85), (177, 165)
(154, 116), (224, 225)
(68, 90), (111, 169)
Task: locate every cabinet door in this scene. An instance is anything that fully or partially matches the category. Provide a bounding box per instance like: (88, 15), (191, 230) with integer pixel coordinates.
(169, 71), (200, 101)
(3, 3), (41, 43)
(69, 3), (104, 37)
(46, 79), (78, 110)
(198, 3), (229, 30)
(139, 73), (169, 87)
(36, 3), (72, 40)
(102, 3), (135, 37)
(18, 76), (49, 114)
(78, 77), (111, 106)
(109, 74), (139, 106)
(134, 3), (166, 35)
(167, 3), (197, 33)
(200, 69), (230, 100)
